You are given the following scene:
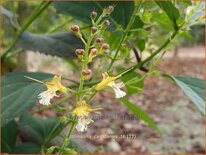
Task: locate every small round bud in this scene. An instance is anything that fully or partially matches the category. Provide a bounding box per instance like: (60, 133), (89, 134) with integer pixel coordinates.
(75, 49), (84, 56)
(90, 11), (97, 20)
(102, 43), (110, 50)
(82, 69), (92, 80)
(88, 48), (97, 63)
(90, 48), (97, 56)
(91, 27), (98, 34)
(98, 43), (110, 55)
(103, 5), (115, 16)
(71, 25), (80, 32)
(104, 20), (110, 27)
(75, 49), (84, 60)
(107, 5), (115, 13)
(95, 38), (104, 44)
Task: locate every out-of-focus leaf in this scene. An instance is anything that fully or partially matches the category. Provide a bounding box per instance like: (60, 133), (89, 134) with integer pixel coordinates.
(18, 31), (83, 58)
(10, 143), (41, 154)
(61, 148), (77, 154)
(131, 15), (144, 29)
(156, 1), (180, 28)
(53, 1), (134, 29)
(1, 6), (18, 29)
(120, 98), (160, 133)
(137, 39), (145, 52)
(190, 2), (205, 25)
(1, 72), (55, 126)
(18, 113), (65, 145)
(163, 75), (205, 115)
(152, 13), (174, 31)
(118, 68), (144, 95)
(1, 120), (17, 153)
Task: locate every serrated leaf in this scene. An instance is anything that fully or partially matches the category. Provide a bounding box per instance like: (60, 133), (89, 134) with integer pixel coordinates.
(53, 1), (134, 29)
(120, 98), (160, 133)
(17, 31), (83, 58)
(18, 113), (65, 145)
(166, 75), (205, 115)
(1, 72), (55, 126)
(1, 120), (17, 153)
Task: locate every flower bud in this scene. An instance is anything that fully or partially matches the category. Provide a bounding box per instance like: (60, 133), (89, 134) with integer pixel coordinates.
(82, 69), (92, 80)
(104, 20), (110, 27)
(88, 48), (98, 62)
(75, 49), (84, 60)
(71, 25), (82, 38)
(99, 43), (109, 54)
(71, 25), (80, 32)
(91, 27), (98, 34)
(103, 5), (115, 16)
(95, 38), (104, 44)
(90, 11), (97, 20)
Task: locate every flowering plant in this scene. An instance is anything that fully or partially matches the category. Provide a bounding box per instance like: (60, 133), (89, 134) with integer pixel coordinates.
(1, 1), (205, 154)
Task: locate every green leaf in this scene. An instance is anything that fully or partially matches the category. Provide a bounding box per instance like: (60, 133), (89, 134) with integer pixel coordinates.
(18, 31), (83, 58)
(1, 72), (54, 126)
(131, 15), (144, 29)
(10, 143), (41, 154)
(165, 75), (205, 115)
(119, 98), (160, 133)
(61, 148), (77, 154)
(136, 39), (145, 52)
(18, 113), (65, 145)
(152, 13), (175, 31)
(53, 1), (134, 29)
(120, 69), (144, 95)
(1, 120), (17, 153)
(156, 1), (180, 28)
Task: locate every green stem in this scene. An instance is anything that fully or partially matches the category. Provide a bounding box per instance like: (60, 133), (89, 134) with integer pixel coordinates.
(77, 12), (105, 101)
(118, 30), (179, 77)
(59, 121), (76, 154)
(108, 3), (142, 70)
(2, 1), (52, 60)
(87, 91), (97, 103)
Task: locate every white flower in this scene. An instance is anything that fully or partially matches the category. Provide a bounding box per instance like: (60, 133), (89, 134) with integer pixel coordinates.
(73, 101), (103, 132)
(111, 82), (126, 98)
(75, 117), (93, 132)
(38, 90), (58, 105)
(25, 75), (68, 106)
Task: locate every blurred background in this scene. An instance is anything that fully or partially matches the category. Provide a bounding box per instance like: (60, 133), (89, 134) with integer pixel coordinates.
(1, 1), (205, 154)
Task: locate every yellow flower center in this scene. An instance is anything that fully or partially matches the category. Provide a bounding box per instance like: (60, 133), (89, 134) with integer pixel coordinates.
(73, 101), (102, 117)
(45, 75), (68, 93)
(95, 72), (118, 90)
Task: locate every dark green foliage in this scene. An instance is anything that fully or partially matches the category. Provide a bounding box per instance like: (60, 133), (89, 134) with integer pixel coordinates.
(2, 72), (54, 126)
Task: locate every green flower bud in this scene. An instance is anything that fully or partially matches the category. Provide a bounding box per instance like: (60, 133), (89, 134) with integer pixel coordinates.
(75, 49), (84, 60)
(82, 69), (92, 80)
(71, 25), (82, 38)
(91, 27), (98, 34)
(95, 38), (104, 44)
(99, 43), (109, 54)
(103, 5), (115, 16)
(90, 11), (97, 20)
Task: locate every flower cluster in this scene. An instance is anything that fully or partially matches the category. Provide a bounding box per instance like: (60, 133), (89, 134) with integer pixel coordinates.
(25, 5), (127, 133)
